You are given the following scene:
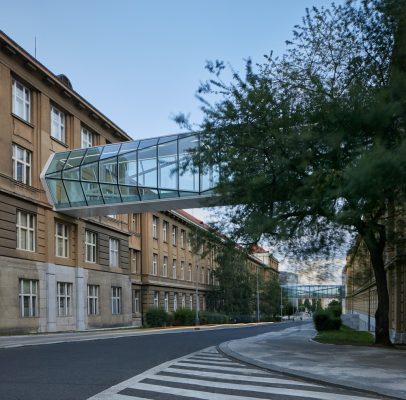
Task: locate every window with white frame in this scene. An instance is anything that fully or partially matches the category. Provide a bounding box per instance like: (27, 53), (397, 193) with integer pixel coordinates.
(111, 286), (122, 314)
(16, 210), (35, 251)
(163, 221), (168, 242)
(152, 253), (158, 275)
(152, 216), (158, 239)
(181, 293), (186, 309)
(132, 214), (138, 233)
(19, 279), (37, 317)
(85, 230), (97, 263)
(172, 259), (177, 279)
(153, 291), (159, 308)
(109, 238), (119, 267)
(180, 261), (185, 280)
(188, 263), (192, 281)
(55, 222), (69, 258)
(173, 293), (178, 312)
(188, 236), (192, 251)
(57, 282), (72, 316)
(51, 106), (65, 142)
(87, 284), (99, 315)
(180, 230), (185, 248)
(172, 225), (177, 246)
(164, 292), (169, 312)
(189, 294), (193, 310)
(12, 79), (30, 122)
(132, 289), (140, 313)
(12, 144), (31, 185)
(207, 269), (211, 285)
(131, 249), (138, 273)
(81, 126), (93, 148)
(163, 256), (168, 277)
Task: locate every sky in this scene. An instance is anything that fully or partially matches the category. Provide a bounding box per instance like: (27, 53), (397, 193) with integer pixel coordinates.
(0, 0), (344, 280)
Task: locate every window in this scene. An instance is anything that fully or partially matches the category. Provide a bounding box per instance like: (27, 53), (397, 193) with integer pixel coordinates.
(180, 230), (186, 248)
(188, 263), (192, 281)
(16, 210), (35, 251)
(180, 261), (185, 280)
(12, 79), (30, 122)
(201, 267), (205, 284)
(12, 144), (31, 185)
(109, 238), (119, 267)
(164, 292), (169, 312)
(131, 249), (139, 273)
(153, 291), (159, 308)
(207, 269), (211, 285)
(172, 226), (177, 246)
(81, 126), (93, 148)
(152, 216), (158, 239)
(189, 294), (193, 310)
(132, 289), (140, 313)
(163, 221), (168, 242)
(51, 106), (65, 142)
(111, 286), (122, 314)
(131, 214), (138, 233)
(172, 259), (177, 279)
(55, 222), (69, 258)
(85, 230), (97, 263)
(188, 236), (192, 251)
(163, 256), (168, 277)
(19, 279), (37, 317)
(181, 294), (186, 309)
(173, 293), (178, 312)
(57, 282), (72, 316)
(87, 285), (99, 315)
(152, 253), (158, 275)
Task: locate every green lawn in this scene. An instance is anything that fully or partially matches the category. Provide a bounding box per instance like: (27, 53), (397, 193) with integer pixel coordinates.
(314, 325), (375, 346)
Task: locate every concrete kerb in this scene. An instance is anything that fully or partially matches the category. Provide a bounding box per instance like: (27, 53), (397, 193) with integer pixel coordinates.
(217, 340), (404, 400)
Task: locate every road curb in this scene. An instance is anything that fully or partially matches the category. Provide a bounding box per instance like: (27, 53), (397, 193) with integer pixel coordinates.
(217, 340), (405, 400)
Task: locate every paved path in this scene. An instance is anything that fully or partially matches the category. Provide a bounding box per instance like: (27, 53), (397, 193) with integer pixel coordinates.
(220, 322), (406, 400)
(88, 346), (387, 400)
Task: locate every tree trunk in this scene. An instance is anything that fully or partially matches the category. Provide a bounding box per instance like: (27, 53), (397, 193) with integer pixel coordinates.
(362, 228), (392, 346)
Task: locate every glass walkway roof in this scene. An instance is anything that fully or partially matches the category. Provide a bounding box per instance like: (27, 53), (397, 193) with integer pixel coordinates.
(41, 133), (219, 217)
(281, 285), (344, 299)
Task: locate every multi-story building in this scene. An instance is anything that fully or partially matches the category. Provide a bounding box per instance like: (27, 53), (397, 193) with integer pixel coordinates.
(0, 31), (278, 334)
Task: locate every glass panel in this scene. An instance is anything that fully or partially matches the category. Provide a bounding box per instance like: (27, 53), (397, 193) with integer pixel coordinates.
(64, 181), (86, 207)
(99, 158), (118, 184)
(100, 144), (121, 159)
(63, 167), (80, 180)
(138, 146), (157, 188)
(119, 186), (140, 202)
(82, 182), (104, 205)
(100, 184), (121, 204)
(46, 151), (70, 174)
(158, 134), (178, 144)
(139, 188), (159, 200)
(158, 141), (178, 190)
(46, 179), (70, 207)
(119, 141), (139, 154)
(138, 138), (158, 150)
(178, 135), (199, 192)
(82, 147), (103, 165)
(64, 149), (87, 169)
(159, 190), (179, 199)
(118, 151), (137, 185)
(81, 162), (99, 182)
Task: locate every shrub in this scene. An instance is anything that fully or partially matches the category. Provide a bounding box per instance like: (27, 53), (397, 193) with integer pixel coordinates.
(145, 307), (169, 327)
(327, 300), (342, 318)
(173, 308), (195, 326)
(199, 311), (229, 324)
(229, 314), (254, 323)
(313, 310), (342, 331)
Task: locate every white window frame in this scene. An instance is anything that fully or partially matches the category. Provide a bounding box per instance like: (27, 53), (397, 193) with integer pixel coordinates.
(188, 263), (192, 282)
(111, 286), (122, 315)
(153, 291), (159, 308)
(109, 238), (119, 267)
(172, 226), (177, 246)
(87, 284), (99, 315)
(181, 294), (186, 309)
(81, 126), (93, 148)
(152, 216), (158, 239)
(12, 79), (30, 122)
(132, 289), (140, 313)
(85, 230), (97, 263)
(19, 279), (37, 317)
(152, 253), (158, 275)
(131, 249), (138, 273)
(172, 259), (177, 279)
(164, 292), (169, 312)
(163, 221), (168, 242)
(188, 236), (192, 251)
(181, 261), (185, 280)
(173, 293), (178, 312)
(180, 230), (185, 248)
(12, 144), (31, 185)
(132, 214), (138, 233)
(51, 106), (65, 143)
(16, 210), (35, 252)
(189, 294), (193, 310)
(55, 222), (69, 258)
(163, 256), (168, 277)
(57, 282), (72, 317)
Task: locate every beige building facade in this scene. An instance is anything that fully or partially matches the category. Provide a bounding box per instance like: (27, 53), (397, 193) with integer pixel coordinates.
(0, 31), (278, 334)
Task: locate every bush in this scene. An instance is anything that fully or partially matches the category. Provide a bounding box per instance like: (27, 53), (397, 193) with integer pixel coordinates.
(327, 300), (342, 318)
(313, 310), (342, 331)
(145, 308), (169, 327)
(199, 311), (229, 324)
(229, 314), (254, 323)
(173, 308), (195, 326)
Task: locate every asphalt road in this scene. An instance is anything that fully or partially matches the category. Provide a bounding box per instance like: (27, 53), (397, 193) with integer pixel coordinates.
(0, 321), (301, 400)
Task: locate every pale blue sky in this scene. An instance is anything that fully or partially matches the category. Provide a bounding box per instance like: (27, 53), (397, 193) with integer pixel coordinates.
(1, 0), (339, 140)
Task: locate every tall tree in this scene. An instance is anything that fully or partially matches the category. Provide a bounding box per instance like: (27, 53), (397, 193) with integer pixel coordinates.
(185, 0), (406, 345)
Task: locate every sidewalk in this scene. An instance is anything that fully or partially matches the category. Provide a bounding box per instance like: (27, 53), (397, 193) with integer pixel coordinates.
(219, 322), (406, 400)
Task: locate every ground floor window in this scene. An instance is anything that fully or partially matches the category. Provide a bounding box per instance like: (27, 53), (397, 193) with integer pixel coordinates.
(173, 293), (178, 312)
(132, 289), (140, 313)
(181, 294), (186, 309)
(111, 287), (122, 314)
(153, 291), (159, 308)
(189, 294), (193, 310)
(87, 285), (99, 315)
(19, 279), (38, 317)
(57, 282), (72, 316)
(164, 292), (169, 312)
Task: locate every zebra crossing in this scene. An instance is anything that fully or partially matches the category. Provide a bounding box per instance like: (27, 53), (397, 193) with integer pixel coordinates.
(88, 347), (385, 400)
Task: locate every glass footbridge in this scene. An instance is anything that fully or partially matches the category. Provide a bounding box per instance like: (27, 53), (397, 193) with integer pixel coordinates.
(41, 133), (219, 217)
